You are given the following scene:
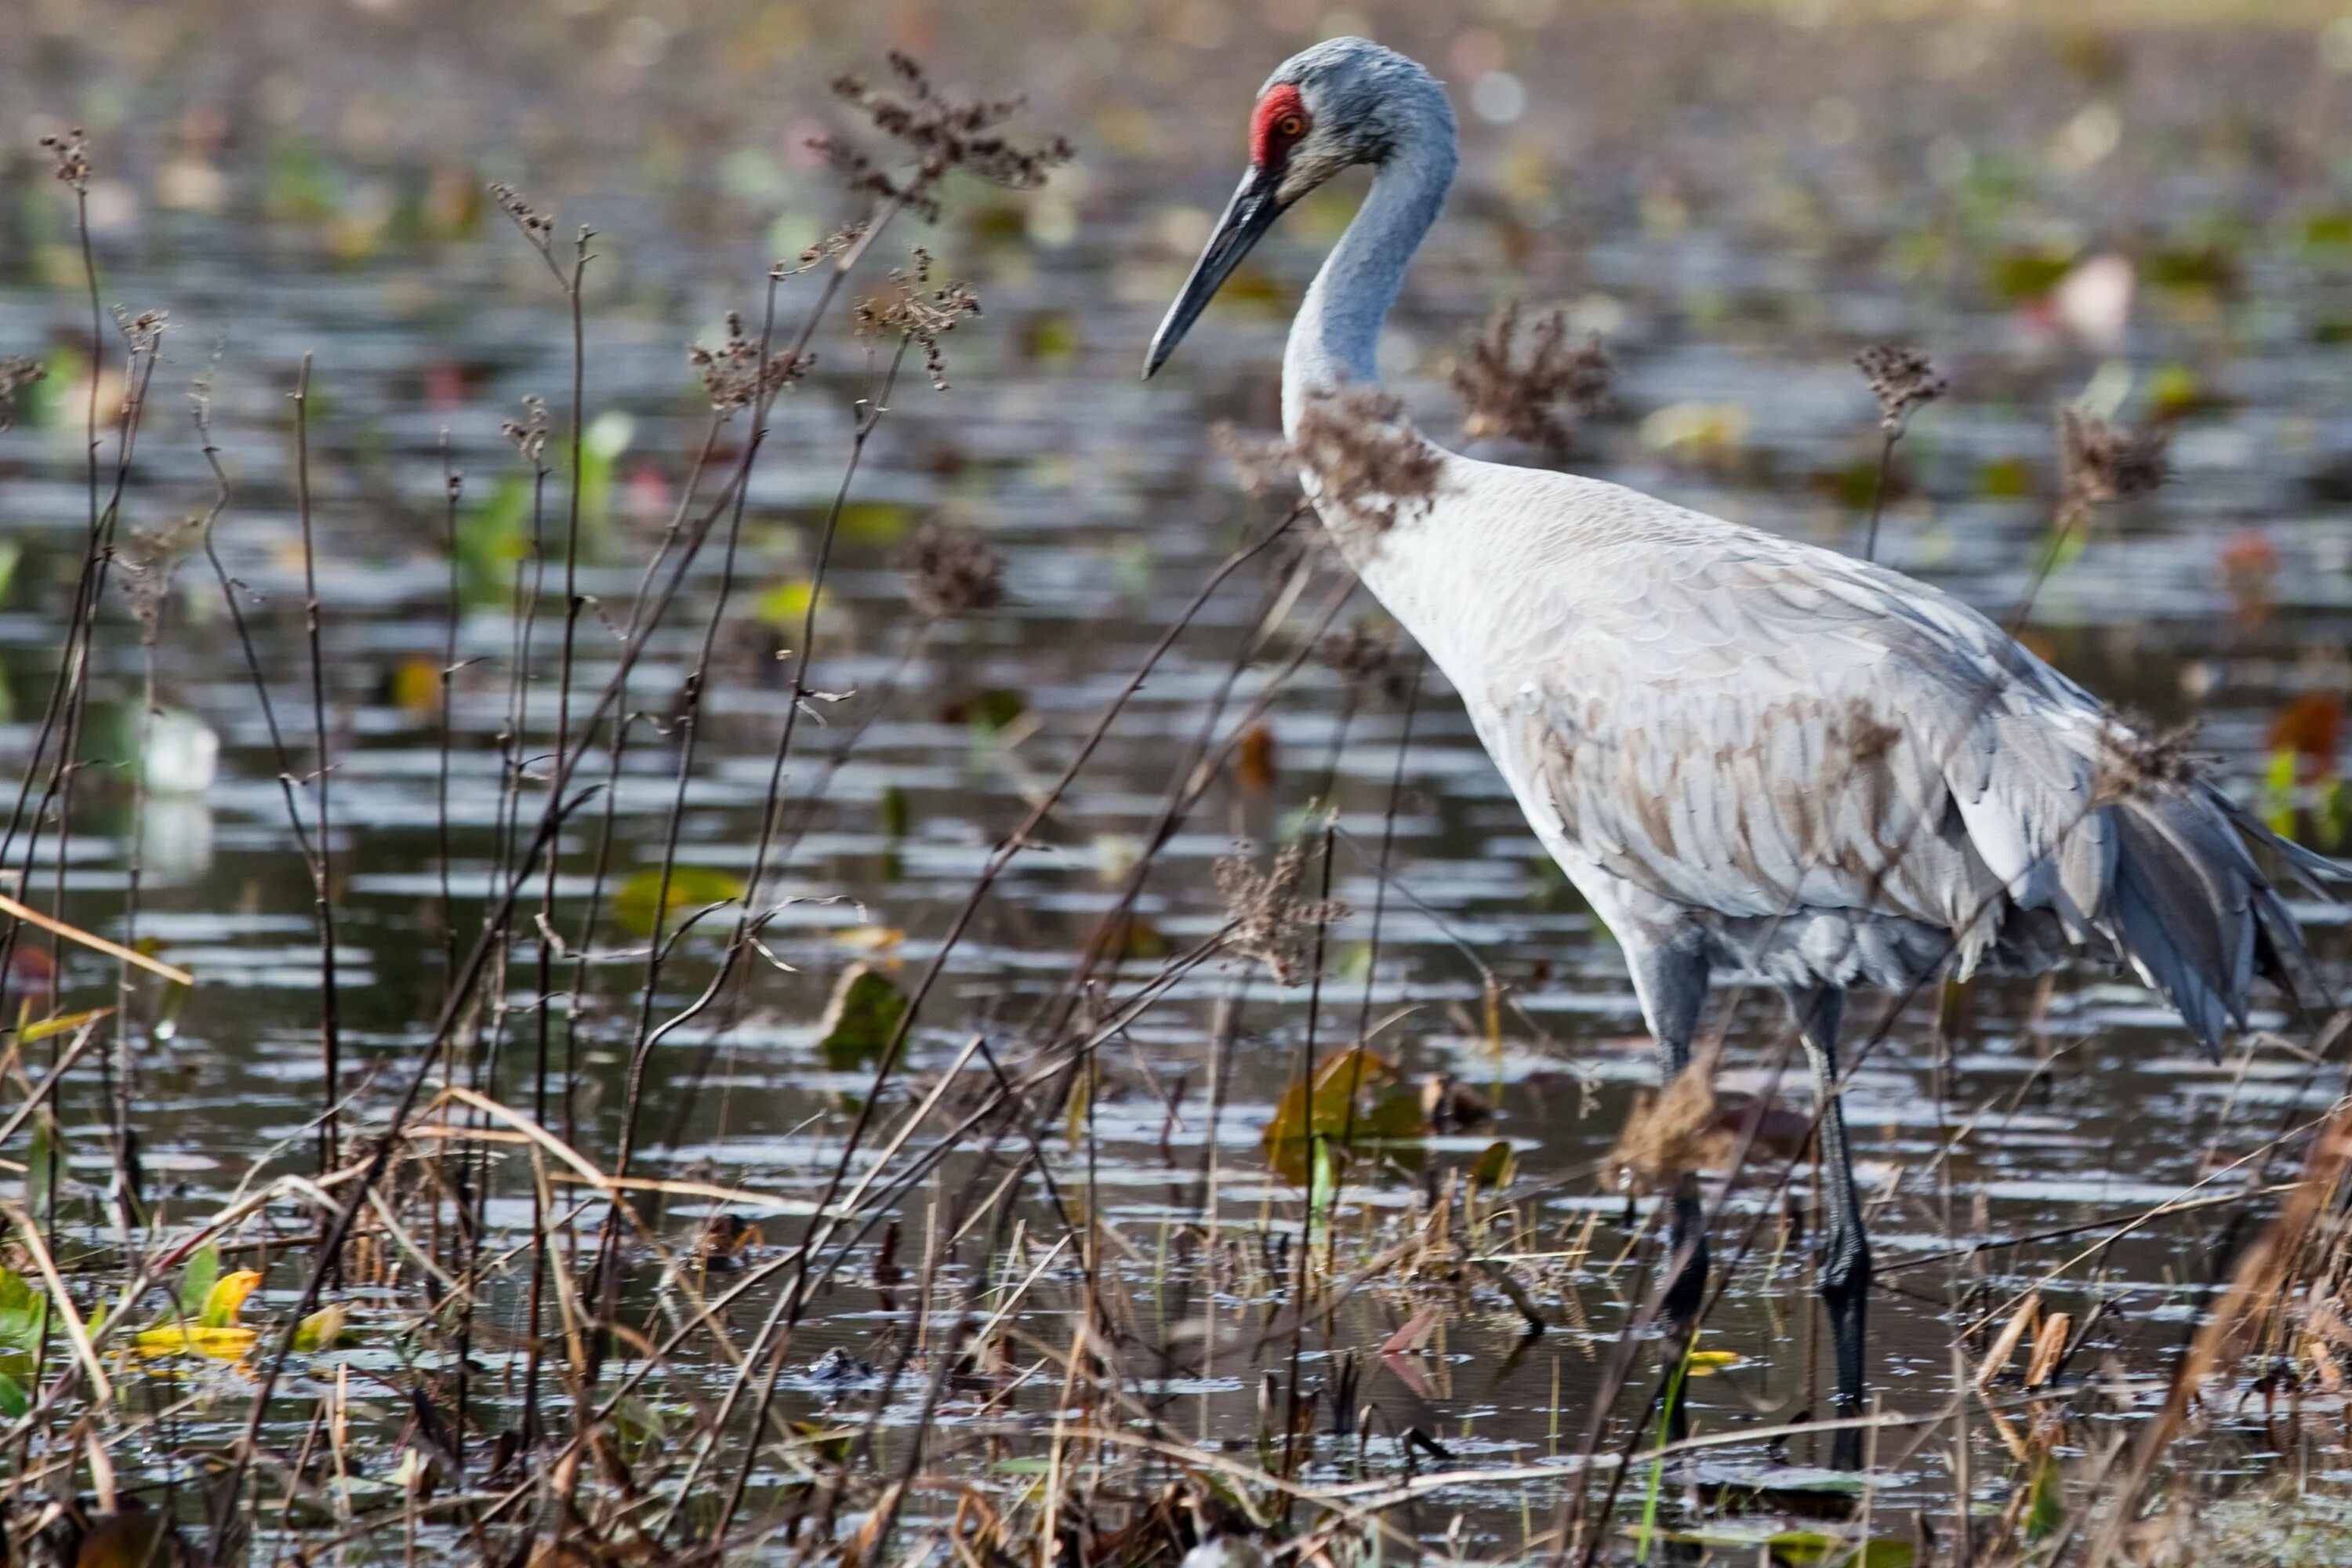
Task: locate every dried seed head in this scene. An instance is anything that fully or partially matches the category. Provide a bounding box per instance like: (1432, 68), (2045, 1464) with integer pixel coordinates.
(1609, 1046), (1727, 1192)
(113, 307), (168, 357)
(1291, 387), (1443, 539)
(1210, 422), (1299, 499)
(818, 52), (1073, 220)
(2058, 406), (2169, 516)
(1853, 343), (1946, 437)
(0, 357), (48, 432)
(791, 221), (868, 274)
(488, 182), (557, 252)
(39, 129), (89, 192)
(1449, 303), (1613, 454)
(856, 249), (982, 388)
(1318, 620), (1410, 703)
(2093, 713), (2203, 805)
(502, 394), (549, 463)
(899, 521), (1004, 619)
(118, 515), (205, 641)
(688, 312), (808, 411)
(1214, 843), (1345, 986)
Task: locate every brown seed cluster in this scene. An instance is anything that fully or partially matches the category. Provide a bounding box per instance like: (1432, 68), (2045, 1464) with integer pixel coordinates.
(1853, 343), (1947, 437)
(1214, 843), (1345, 987)
(114, 307), (168, 357)
(820, 52), (1073, 221)
(118, 516), (205, 641)
(1449, 302), (1613, 454)
(2058, 406), (2169, 517)
(2093, 713), (2203, 805)
(1318, 620), (1410, 704)
(1210, 423), (1298, 499)
(898, 521), (1004, 620)
(688, 313), (809, 411)
(857, 249), (982, 389)
(1291, 387), (1443, 537)
(502, 394), (550, 463)
(0, 356), (48, 432)
(488, 182), (557, 252)
(39, 128), (89, 192)
(790, 221), (869, 274)
(1609, 1046), (1727, 1192)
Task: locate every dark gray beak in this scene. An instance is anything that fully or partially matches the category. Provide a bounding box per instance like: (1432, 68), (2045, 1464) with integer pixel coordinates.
(1143, 166), (1286, 379)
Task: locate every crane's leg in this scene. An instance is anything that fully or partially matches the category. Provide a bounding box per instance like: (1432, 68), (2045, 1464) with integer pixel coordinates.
(1787, 983), (1871, 1469)
(1628, 941), (1711, 1383)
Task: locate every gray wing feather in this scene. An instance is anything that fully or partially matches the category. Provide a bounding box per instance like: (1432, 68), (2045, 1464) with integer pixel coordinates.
(1472, 498), (2333, 1055)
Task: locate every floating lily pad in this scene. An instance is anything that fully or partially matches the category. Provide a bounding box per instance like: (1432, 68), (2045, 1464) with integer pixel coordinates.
(612, 865), (744, 938)
(1265, 1048), (1426, 1183)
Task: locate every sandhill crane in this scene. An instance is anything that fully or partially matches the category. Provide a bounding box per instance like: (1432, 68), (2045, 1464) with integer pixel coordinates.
(1143, 35), (2337, 1462)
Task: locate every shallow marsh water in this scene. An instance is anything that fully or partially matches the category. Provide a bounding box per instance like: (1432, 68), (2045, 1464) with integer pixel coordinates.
(6, 2), (2352, 1559)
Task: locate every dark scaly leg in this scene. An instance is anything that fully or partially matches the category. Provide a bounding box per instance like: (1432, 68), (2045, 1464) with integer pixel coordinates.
(1788, 983), (1871, 1469)
(1628, 939), (1711, 1435)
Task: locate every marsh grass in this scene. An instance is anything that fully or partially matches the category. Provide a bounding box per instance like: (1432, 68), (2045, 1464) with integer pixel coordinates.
(0, 48), (2347, 1568)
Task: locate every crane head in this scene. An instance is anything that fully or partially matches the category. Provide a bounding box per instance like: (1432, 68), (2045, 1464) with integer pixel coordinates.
(1144, 38), (1455, 379)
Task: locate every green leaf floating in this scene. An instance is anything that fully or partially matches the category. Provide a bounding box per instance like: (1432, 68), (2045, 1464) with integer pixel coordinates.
(816, 962), (909, 1070)
(612, 865), (744, 938)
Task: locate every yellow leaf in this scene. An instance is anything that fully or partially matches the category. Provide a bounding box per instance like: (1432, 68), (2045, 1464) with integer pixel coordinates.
(19, 1007), (111, 1045)
(612, 866), (744, 938)
(1685, 1348), (1743, 1377)
(200, 1269), (261, 1329)
(1264, 1050), (1411, 1182)
(132, 1324), (258, 1360)
(756, 579), (828, 628)
(390, 655), (443, 716)
(833, 925), (905, 953)
(293, 1304), (346, 1352)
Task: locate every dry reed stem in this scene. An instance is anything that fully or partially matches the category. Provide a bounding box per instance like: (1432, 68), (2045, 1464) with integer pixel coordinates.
(0, 893), (191, 985)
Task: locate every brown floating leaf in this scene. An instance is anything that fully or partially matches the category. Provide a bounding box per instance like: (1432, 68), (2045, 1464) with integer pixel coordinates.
(1233, 724), (1277, 797)
(2024, 1309), (2073, 1389)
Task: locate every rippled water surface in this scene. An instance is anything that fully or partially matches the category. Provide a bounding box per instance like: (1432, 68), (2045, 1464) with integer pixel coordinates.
(6, 3), (2352, 1558)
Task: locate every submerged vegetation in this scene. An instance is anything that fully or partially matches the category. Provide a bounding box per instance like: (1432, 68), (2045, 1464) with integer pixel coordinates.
(4, 1), (2352, 1565)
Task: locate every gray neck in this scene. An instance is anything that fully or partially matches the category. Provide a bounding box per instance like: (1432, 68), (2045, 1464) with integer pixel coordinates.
(1282, 136), (1455, 437)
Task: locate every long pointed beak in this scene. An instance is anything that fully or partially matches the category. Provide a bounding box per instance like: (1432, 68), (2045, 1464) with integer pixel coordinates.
(1143, 168), (1286, 379)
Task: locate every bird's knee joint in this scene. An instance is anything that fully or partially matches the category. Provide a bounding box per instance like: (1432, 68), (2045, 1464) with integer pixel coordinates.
(1818, 1240), (1872, 1299)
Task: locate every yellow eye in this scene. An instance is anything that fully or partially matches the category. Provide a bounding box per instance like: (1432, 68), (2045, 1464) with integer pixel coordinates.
(1276, 114), (1305, 138)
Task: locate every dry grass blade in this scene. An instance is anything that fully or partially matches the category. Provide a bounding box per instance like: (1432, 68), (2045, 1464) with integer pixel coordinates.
(2024, 1309), (2072, 1389)
(0, 891), (192, 985)
(1975, 1291), (2040, 1387)
(2, 1200), (112, 1404)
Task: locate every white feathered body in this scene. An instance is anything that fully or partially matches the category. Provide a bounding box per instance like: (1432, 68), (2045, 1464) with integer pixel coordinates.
(1317, 448), (2320, 1050)
(1224, 33), (2323, 1054)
